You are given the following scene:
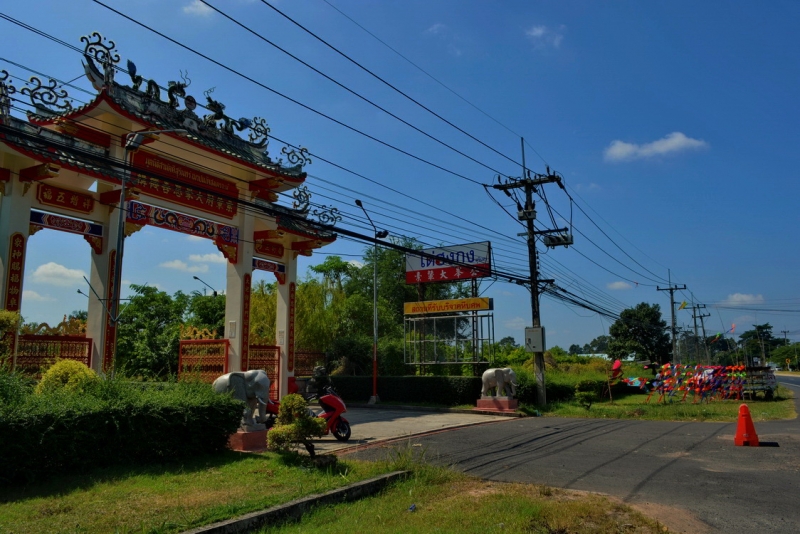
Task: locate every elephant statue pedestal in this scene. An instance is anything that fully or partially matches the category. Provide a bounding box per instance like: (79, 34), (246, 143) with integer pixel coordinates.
(228, 429), (268, 452)
(475, 396), (518, 412)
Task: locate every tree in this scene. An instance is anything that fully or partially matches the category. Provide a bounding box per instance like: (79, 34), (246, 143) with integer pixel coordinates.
(116, 284), (189, 378)
(608, 303), (670, 363)
(568, 344), (583, 355)
(185, 291), (225, 336)
(589, 335), (610, 354)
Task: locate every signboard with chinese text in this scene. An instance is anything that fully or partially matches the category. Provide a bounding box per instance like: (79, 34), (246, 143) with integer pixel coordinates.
(404, 297), (493, 315)
(405, 241), (491, 284)
(37, 183), (94, 215)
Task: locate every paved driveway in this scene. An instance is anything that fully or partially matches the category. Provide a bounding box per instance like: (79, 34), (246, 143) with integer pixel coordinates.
(343, 394), (800, 533)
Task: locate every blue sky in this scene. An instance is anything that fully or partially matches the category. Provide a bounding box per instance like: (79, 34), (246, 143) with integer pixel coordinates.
(4, 0), (799, 350)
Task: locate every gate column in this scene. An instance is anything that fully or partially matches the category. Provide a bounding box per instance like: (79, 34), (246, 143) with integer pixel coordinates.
(0, 163), (33, 314)
(224, 197), (254, 373)
(275, 247), (297, 399)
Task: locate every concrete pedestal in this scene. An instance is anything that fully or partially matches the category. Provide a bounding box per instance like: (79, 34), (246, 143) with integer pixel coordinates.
(475, 397), (519, 412)
(228, 429), (268, 452)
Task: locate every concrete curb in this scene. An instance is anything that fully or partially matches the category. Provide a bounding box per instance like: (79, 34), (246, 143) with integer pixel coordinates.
(181, 470), (409, 534)
(348, 402), (526, 417)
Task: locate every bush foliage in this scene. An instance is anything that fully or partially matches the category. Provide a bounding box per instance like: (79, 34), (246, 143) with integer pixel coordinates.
(267, 393), (325, 455)
(34, 359), (99, 395)
(0, 374), (242, 484)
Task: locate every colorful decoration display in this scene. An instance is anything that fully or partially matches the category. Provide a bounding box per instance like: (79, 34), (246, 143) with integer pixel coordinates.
(623, 363), (776, 404)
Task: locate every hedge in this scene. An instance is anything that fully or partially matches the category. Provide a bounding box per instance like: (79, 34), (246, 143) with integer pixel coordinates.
(330, 374), (627, 406)
(0, 379), (242, 484)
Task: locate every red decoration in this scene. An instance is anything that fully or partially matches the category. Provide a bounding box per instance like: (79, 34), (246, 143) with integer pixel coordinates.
(103, 250), (117, 372)
(4, 233), (25, 312)
(37, 183), (95, 215)
(288, 282), (295, 372)
(19, 163), (59, 182)
(241, 273), (251, 371)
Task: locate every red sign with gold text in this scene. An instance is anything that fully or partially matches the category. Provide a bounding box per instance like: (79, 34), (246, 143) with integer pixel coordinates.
(37, 183), (95, 215)
(288, 282), (295, 372)
(4, 233), (25, 312)
(241, 273), (251, 370)
(131, 150), (238, 219)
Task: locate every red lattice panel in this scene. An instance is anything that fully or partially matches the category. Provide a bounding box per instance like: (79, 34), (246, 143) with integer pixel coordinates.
(246, 344), (280, 400)
(15, 335), (92, 377)
(294, 350), (325, 378)
(178, 339), (229, 383)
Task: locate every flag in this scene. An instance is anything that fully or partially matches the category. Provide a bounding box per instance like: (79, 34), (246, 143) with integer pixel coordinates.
(678, 301), (687, 310)
(730, 323), (736, 334)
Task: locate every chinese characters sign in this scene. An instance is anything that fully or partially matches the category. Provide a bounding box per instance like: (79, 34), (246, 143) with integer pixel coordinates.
(37, 183), (94, 214)
(405, 241), (491, 284)
(4, 233), (25, 312)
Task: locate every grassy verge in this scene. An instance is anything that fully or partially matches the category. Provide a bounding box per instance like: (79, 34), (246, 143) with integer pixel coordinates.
(258, 463), (665, 534)
(523, 385), (796, 422)
(0, 451), (390, 534)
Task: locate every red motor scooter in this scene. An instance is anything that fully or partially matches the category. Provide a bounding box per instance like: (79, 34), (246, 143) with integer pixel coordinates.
(262, 386), (351, 442)
(312, 385), (351, 441)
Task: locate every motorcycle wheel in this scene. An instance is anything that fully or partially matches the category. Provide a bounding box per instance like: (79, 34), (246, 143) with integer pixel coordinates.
(333, 419), (351, 441)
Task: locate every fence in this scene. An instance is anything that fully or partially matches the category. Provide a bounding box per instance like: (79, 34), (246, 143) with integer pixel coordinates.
(246, 344), (280, 400)
(294, 350), (325, 377)
(14, 334), (92, 377)
(178, 339), (229, 383)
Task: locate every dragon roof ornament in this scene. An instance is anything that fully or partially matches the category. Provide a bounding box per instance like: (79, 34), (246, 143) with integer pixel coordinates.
(74, 32), (309, 174)
(1, 69), (74, 118)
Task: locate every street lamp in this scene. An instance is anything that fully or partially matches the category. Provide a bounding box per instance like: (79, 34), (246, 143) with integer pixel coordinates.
(355, 199), (389, 404)
(109, 129), (187, 373)
(193, 275), (218, 297)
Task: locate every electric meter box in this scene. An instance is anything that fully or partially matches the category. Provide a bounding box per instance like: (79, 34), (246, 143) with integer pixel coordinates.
(524, 326), (546, 353)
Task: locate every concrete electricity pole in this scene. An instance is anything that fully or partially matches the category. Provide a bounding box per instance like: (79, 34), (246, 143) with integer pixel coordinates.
(692, 304), (710, 363)
(657, 270), (685, 363)
(492, 139), (569, 406)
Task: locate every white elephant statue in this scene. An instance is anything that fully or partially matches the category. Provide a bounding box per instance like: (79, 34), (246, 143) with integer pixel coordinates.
(481, 367), (518, 398)
(212, 369), (271, 431)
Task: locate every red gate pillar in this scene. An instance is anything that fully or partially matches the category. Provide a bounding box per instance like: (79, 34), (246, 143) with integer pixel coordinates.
(0, 163), (33, 316)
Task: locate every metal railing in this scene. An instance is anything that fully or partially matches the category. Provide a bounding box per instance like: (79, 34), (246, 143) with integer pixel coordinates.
(178, 339), (229, 383)
(15, 334), (92, 377)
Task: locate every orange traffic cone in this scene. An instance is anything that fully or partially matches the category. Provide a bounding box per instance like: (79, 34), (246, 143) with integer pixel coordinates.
(734, 403), (759, 446)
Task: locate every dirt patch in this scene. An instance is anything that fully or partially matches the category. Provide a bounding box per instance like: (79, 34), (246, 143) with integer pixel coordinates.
(629, 501), (712, 533)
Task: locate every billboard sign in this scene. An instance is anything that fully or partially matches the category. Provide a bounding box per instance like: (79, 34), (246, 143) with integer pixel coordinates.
(404, 297), (493, 315)
(405, 241), (491, 284)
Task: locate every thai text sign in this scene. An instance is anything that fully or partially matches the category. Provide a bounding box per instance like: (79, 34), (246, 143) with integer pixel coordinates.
(405, 241), (491, 284)
(131, 150), (238, 219)
(404, 297), (493, 315)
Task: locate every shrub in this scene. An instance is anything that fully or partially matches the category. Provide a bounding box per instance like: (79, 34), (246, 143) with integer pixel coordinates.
(35, 359), (100, 395)
(0, 380), (241, 484)
(267, 394), (325, 456)
(0, 369), (33, 407)
(0, 310), (20, 369)
(329, 336), (372, 376)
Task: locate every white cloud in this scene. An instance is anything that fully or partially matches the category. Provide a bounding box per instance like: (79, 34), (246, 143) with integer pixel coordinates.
(183, 0), (213, 17)
(575, 183), (600, 192)
(30, 262), (87, 287)
(604, 132), (708, 162)
(160, 259), (209, 273)
(189, 252), (226, 264)
(607, 281), (632, 290)
(505, 316), (526, 331)
(23, 290), (55, 302)
(348, 260), (364, 268)
(719, 293), (765, 307)
(425, 23), (446, 35)
(525, 24), (565, 49)
(186, 235), (205, 242)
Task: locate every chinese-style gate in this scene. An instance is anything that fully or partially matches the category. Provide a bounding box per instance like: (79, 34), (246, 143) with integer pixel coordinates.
(0, 33), (337, 398)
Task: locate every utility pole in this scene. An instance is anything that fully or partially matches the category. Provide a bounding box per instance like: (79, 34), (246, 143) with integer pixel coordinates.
(657, 270), (685, 363)
(781, 330), (790, 346)
(698, 310), (711, 365)
(691, 303), (700, 362)
(493, 138), (569, 406)
(692, 304), (711, 363)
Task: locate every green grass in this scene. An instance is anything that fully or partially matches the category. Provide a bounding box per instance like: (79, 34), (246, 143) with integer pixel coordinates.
(525, 385), (796, 422)
(0, 451), (390, 534)
(257, 464), (665, 534)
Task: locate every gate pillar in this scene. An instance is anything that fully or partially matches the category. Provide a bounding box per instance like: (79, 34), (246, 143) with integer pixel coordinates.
(275, 248), (297, 399)
(0, 163), (33, 313)
(224, 198), (254, 373)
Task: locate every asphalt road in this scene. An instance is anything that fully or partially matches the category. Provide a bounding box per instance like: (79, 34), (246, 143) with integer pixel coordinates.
(346, 395), (800, 533)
